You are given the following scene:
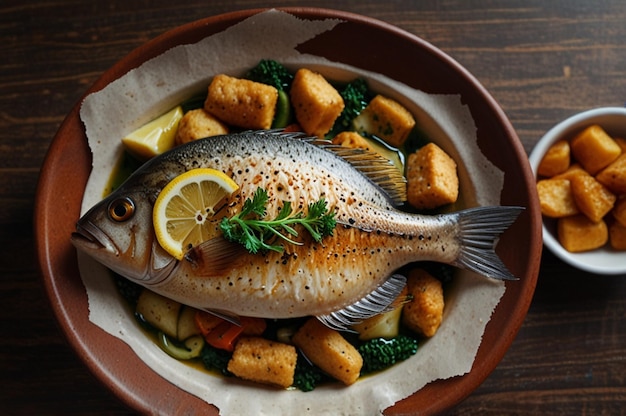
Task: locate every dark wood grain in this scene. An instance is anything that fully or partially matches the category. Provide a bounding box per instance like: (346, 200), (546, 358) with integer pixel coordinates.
(2, 0), (625, 414)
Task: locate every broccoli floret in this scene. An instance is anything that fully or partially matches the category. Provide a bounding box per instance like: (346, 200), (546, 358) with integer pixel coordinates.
(200, 344), (233, 376)
(246, 59), (294, 91)
(113, 274), (142, 305)
(327, 78), (372, 137)
(357, 334), (419, 374)
(292, 355), (327, 392)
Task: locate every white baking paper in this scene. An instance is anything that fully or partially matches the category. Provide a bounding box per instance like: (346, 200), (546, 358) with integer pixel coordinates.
(77, 9), (505, 415)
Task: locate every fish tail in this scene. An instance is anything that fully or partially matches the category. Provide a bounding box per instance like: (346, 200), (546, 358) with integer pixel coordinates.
(452, 206), (524, 280)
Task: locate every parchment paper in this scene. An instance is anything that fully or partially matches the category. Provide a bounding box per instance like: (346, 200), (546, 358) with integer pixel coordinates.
(78, 9), (505, 415)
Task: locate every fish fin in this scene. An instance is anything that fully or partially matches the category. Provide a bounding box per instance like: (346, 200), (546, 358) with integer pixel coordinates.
(316, 273), (407, 332)
(452, 206), (524, 280)
(183, 237), (247, 277)
(200, 309), (242, 326)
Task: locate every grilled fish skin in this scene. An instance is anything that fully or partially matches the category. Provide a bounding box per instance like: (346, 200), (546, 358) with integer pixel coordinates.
(71, 130), (522, 326)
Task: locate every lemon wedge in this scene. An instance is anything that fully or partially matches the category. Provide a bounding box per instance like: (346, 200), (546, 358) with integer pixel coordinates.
(153, 168), (239, 260)
(122, 106), (184, 160)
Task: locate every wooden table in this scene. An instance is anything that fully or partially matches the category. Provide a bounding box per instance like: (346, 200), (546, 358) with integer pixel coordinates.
(3, 1), (625, 414)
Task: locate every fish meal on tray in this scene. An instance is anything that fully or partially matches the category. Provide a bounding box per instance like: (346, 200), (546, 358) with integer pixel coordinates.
(71, 60), (522, 390)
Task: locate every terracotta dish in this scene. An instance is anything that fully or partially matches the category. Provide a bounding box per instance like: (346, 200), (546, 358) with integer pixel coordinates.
(35, 8), (541, 415)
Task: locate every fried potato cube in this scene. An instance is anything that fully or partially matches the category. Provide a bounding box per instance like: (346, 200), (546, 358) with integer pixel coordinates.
(609, 220), (626, 250)
(406, 143), (459, 210)
(536, 178), (579, 218)
(538, 140), (571, 177)
(353, 95), (416, 147)
(290, 68), (344, 138)
(402, 268), (444, 338)
(292, 318), (363, 385)
(570, 124), (622, 174)
(570, 174), (616, 222)
(558, 214), (608, 252)
(613, 197), (626, 226)
(552, 163), (588, 181)
(227, 337), (297, 389)
(174, 108), (229, 146)
(596, 153), (626, 195)
(204, 74), (278, 130)
(331, 131), (377, 152)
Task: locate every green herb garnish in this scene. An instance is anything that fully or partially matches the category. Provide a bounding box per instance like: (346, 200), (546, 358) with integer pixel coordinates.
(219, 188), (336, 254)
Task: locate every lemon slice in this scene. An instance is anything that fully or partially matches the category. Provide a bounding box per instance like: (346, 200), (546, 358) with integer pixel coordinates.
(122, 106), (184, 160)
(153, 168), (239, 260)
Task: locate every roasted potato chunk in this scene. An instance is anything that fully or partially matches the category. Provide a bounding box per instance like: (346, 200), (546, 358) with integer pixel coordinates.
(290, 68), (344, 138)
(205, 74), (278, 130)
(227, 337), (297, 389)
(538, 140), (570, 177)
(595, 153), (626, 195)
(570, 124), (621, 174)
(558, 214), (608, 252)
(406, 143), (459, 210)
(570, 174), (616, 223)
(537, 178), (579, 218)
(402, 268), (444, 338)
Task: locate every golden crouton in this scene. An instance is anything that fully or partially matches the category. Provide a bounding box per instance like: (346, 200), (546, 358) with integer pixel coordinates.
(290, 68), (344, 138)
(558, 215), (608, 252)
(353, 95), (416, 147)
(174, 108), (229, 146)
(613, 197), (626, 226)
(570, 174), (616, 222)
(570, 124), (622, 174)
(204, 74), (278, 130)
(292, 318), (363, 385)
(538, 140), (571, 177)
(331, 131), (377, 153)
(595, 153), (626, 195)
(401, 268), (444, 338)
(536, 178), (579, 218)
(609, 220), (626, 250)
(406, 143), (459, 210)
(227, 337), (297, 389)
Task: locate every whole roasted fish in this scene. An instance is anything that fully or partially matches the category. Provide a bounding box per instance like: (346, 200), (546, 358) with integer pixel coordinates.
(72, 130), (522, 329)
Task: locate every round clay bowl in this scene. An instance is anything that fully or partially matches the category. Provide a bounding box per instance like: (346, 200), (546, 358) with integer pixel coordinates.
(35, 7), (541, 415)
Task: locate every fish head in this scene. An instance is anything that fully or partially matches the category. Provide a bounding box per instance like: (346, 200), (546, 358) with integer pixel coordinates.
(71, 186), (176, 284)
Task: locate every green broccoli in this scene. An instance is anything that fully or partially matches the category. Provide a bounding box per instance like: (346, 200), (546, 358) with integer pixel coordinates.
(246, 59), (294, 91)
(292, 354), (327, 392)
(327, 78), (372, 138)
(357, 334), (419, 374)
(200, 344), (233, 376)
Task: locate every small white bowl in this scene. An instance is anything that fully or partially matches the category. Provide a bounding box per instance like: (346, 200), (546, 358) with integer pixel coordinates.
(529, 107), (626, 275)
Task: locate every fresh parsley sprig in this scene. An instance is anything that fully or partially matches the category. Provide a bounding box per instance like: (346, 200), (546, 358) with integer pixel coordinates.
(219, 187), (336, 254)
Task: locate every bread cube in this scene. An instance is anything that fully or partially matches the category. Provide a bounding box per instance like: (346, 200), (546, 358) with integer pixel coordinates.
(332, 131), (376, 153)
(609, 220), (626, 250)
(205, 74), (278, 130)
(292, 318), (363, 385)
(595, 153), (626, 194)
(406, 143), (459, 210)
(227, 337), (297, 389)
(290, 68), (344, 138)
(536, 178), (579, 218)
(174, 108), (229, 145)
(353, 95), (416, 147)
(538, 140), (570, 177)
(570, 124), (621, 174)
(558, 215), (608, 252)
(401, 268), (444, 337)
(612, 197), (626, 226)
(570, 174), (616, 222)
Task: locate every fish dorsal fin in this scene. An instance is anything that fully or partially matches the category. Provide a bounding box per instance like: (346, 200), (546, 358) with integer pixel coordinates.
(183, 237), (248, 277)
(316, 140), (407, 206)
(316, 273), (407, 332)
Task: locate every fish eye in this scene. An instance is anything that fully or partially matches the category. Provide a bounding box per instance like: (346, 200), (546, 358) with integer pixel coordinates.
(108, 197), (135, 222)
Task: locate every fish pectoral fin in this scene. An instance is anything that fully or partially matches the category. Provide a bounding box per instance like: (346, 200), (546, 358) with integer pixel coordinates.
(183, 237), (248, 277)
(200, 308), (242, 326)
(316, 273), (407, 332)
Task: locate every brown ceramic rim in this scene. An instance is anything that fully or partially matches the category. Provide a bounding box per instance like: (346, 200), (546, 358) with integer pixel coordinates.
(34, 7), (541, 415)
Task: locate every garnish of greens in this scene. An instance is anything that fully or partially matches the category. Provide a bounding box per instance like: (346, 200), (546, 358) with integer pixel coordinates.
(219, 187), (336, 254)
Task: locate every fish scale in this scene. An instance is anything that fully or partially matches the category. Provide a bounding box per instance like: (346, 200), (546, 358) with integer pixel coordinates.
(72, 130), (522, 327)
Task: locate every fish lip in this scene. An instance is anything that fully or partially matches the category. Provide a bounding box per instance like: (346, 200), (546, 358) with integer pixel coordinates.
(71, 221), (120, 256)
